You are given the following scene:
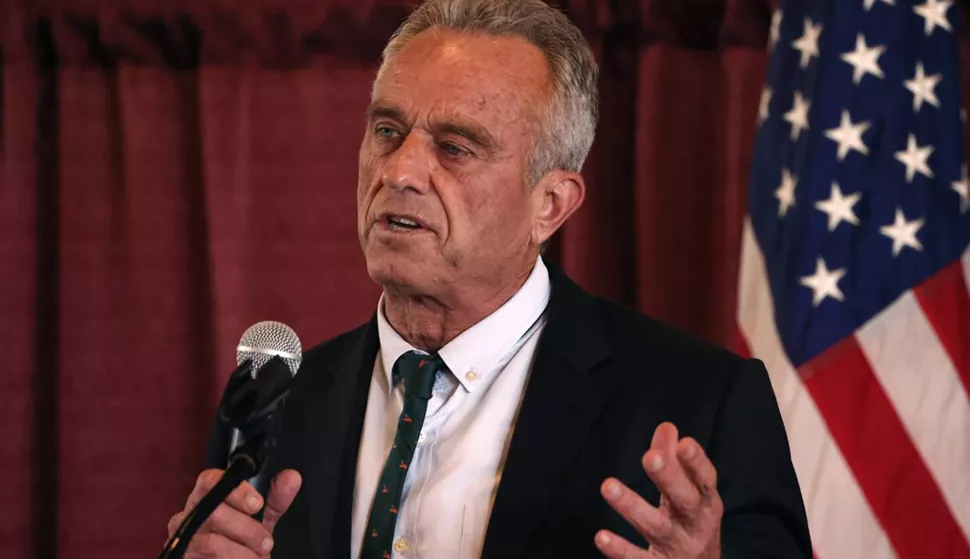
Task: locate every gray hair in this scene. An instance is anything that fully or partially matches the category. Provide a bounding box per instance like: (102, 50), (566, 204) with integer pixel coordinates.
(377, 0), (600, 185)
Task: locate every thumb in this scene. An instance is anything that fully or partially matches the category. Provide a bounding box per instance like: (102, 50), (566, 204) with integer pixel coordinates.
(262, 469), (302, 534)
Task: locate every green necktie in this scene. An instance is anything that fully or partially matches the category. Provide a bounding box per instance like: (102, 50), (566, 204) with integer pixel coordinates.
(360, 350), (446, 559)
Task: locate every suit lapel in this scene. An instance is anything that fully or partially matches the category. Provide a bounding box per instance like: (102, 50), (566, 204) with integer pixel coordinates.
(299, 318), (378, 559)
(482, 262), (614, 559)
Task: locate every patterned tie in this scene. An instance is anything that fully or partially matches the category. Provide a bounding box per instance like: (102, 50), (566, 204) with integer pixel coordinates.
(360, 350), (446, 559)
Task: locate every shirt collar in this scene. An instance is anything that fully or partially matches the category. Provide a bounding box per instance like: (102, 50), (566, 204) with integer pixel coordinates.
(376, 257), (551, 393)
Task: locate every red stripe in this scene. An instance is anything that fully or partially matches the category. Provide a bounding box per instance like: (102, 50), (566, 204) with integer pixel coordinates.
(730, 324), (753, 358)
(912, 259), (970, 399)
(800, 336), (970, 559)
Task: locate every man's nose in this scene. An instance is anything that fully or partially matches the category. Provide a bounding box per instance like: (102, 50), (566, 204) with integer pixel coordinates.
(381, 132), (433, 194)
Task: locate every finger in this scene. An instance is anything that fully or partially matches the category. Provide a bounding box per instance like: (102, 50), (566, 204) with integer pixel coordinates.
(223, 482), (264, 516)
(202, 502), (274, 554)
(262, 469), (302, 534)
(645, 424), (702, 515)
(186, 470), (265, 516)
(167, 511), (185, 539)
(183, 532), (261, 559)
(601, 478), (675, 544)
(676, 437), (718, 501)
(594, 529), (651, 559)
(185, 469), (224, 510)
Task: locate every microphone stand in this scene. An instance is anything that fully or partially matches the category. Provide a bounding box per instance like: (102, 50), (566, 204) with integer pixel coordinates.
(158, 357), (293, 559)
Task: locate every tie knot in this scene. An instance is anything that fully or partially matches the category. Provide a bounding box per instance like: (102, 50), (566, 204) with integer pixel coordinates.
(394, 351), (446, 399)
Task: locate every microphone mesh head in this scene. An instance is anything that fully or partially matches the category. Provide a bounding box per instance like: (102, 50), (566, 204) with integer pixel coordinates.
(236, 321), (303, 377)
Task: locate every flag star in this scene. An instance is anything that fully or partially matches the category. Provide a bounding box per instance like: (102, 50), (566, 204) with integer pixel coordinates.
(815, 182), (862, 231)
(864, 0), (894, 10)
(952, 165), (969, 213)
(840, 34), (886, 85)
(800, 258), (847, 307)
(880, 208), (925, 256)
(904, 62), (942, 111)
(825, 110), (870, 161)
(913, 0), (952, 36)
(792, 18), (823, 69)
(784, 91), (811, 141)
(775, 169), (798, 217)
(759, 87), (773, 124)
(769, 10), (783, 52)
(894, 134), (934, 182)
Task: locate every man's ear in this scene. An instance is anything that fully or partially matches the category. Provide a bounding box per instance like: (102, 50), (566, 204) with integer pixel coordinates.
(531, 170), (586, 246)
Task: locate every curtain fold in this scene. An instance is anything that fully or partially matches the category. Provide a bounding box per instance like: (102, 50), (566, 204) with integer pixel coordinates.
(3, 1), (966, 558)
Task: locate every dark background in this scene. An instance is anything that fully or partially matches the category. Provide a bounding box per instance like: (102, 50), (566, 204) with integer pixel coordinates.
(3, 1), (970, 558)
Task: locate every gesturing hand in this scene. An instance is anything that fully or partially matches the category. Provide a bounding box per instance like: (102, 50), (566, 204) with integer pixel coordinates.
(596, 422), (722, 559)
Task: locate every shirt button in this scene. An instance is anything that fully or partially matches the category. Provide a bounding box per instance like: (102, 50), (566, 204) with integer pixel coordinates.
(465, 371), (478, 381)
(393, 537), (410, 552)
(417, 432), (426, 444)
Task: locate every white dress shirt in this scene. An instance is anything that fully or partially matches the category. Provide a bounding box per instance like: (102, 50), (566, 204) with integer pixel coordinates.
(350, 258), (551, 559)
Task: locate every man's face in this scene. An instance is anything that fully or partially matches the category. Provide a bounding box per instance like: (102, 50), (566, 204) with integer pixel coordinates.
(357, 29), (552, 300)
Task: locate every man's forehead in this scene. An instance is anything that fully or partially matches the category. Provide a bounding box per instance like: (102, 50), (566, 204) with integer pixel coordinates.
(392, 28), (546, 72)
(368, 85), (506, 122)
(372, 32), (549, 129)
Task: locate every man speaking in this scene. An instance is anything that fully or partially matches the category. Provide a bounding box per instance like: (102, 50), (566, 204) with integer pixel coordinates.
(166, 0), (812, 557)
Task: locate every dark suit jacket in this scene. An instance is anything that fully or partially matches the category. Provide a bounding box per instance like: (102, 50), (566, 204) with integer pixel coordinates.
(205, 261), (813, 558)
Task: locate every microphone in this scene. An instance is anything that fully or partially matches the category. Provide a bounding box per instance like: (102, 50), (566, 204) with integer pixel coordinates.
(227, 321), (303, 503)
(159, 321), (303, 559)
(236, 320), (303, 378)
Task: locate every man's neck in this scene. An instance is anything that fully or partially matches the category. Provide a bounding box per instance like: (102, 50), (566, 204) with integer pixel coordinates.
(381, 264), (535, 352)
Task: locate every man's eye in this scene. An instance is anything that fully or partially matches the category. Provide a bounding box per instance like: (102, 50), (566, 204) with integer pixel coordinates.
(375, 126), (398, 139)
(440, 142), (465, 157)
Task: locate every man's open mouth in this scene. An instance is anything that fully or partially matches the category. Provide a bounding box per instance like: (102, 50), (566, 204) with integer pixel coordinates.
(386, 215), (423, 230)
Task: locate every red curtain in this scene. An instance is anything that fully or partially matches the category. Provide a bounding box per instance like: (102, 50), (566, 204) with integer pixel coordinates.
(0, 0), (904, 557)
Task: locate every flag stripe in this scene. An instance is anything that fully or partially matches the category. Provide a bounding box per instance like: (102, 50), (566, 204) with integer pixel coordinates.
(913, 258), (970, 400)
(855, 291), (970, 543)
(730, 327), (753, 359)
(738, 223), (897, 559)
(800, 335), (970, 559)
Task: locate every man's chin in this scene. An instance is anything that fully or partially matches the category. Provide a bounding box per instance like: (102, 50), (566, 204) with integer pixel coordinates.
(365, 253), (430, 291)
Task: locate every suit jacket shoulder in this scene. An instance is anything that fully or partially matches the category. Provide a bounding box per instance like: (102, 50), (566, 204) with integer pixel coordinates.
(596, 296), (747, 398)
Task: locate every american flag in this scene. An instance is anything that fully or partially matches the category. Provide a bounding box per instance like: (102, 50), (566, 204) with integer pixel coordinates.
(736, 0), (970, 557)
